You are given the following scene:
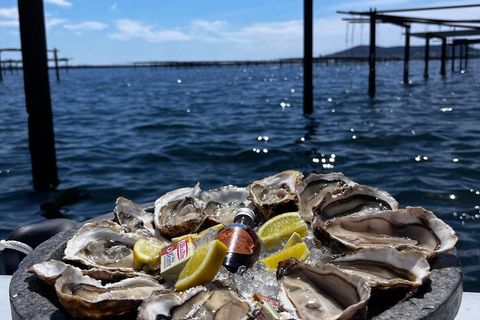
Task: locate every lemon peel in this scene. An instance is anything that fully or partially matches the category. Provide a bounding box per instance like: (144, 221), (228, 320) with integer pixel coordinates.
(261, 242), (311, 272)
(133, 238), (166, 272)
(257, 212), (308, 248)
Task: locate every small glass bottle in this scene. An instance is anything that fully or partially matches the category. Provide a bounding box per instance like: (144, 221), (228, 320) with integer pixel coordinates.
(214, 207), (261, 272)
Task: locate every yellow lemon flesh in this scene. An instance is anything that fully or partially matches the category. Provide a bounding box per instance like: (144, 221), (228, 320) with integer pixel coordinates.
(283, 232), (303, 249)
(175, 240), (227, 291)
(261, 242), (311, 272)
(133, 238), (166, 272)
(257, 212), (308, 248)
(171, 224), (224, 244)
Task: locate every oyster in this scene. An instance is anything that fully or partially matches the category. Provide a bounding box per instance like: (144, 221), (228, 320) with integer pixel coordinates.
(200, 185), (251, 226)
(276, 258), (370, 320)
(114, 197), (161, 238)
(247, 170), (304, 220)
(137, 281), (261, 320)
(53, 264), (167, 319)
(154, 183), (206, 238)
(313, 184), (399, 221)
(313, 206), (457, 258)
(297, 172), (357, 222)
(330, 247), (430, 291)
(64, 219), (142, 271)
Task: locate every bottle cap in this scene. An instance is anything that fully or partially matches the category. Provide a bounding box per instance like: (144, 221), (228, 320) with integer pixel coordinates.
(236, 207), (255, 220)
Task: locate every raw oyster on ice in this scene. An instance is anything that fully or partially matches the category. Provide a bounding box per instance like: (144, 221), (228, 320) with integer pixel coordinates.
(297, 172), (357, 222)
(313, 184), (399, 221)
(247, 170), (304, 220)
(114, 197), (159, 237)
(137, 281), (261, 320)
(276, 258), (370, 320)
(64, 219), (143, 272)
(154, 183), (206, 238)
(53, 264), (167, 319)
(200, 185), (251, 226)
(313, 206), (457, 258)
(330, 247), (430, 291)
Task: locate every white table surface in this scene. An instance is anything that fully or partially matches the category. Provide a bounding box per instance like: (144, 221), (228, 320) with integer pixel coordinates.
(2, 275), (478, 320)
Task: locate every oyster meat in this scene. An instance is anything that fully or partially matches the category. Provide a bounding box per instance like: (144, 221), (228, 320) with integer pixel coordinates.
(114, 197), (160, 238)
(200, 185), (251, 226)
(247, 170), (304, 220)
(297, 172), (357, 222)
(137, 281), (261, 320)
(154, 183), (206, 238)
(276, 258), (370, 320)
(313, 206), (457, 258)
(330, 247), (430, 291)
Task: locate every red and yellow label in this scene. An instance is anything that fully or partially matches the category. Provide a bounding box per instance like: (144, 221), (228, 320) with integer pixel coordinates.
(216, 227), (254, 255)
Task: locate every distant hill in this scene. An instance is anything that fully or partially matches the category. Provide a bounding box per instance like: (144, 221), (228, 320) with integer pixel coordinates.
(326, 45), (480, 59)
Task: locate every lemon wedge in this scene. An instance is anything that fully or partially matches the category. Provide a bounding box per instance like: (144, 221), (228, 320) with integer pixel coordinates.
(257, 212), (308, 248)
(171, 224), (224, 244)
(261, 242), (311, 272)
(283, 232), (303, 249)
(175, 240), (227, 291)
(133, 238), (166, 272)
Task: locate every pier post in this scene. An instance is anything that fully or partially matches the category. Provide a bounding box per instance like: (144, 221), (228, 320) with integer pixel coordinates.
(0, 52), (3, 82)
(459, 45), (463, 70)
(54, 48), (60, 81)
(17, 0), (59, 191)
(440, 38), (446, 76)
(423, 37), (430, 79)
(303, 0), (313, 114)
(451, 43), (455, 72)
(465, 44), (469, 68)
(403, 24), (410, 84)
(368, 9), (376, 97)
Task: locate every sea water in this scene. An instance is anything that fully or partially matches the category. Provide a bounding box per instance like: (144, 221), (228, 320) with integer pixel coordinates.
(1, 60), (479, 291)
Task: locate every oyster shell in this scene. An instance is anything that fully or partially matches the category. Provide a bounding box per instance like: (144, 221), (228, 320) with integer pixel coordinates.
(64, 219), (142, 271)
(114, 197), (160, 238)
(313, 184), (399, 221)
(313, 206), (457, 258)
(53, 264), (167, 319)
(137, 281), (261, 320)
(200, 185), (251, 226)
(247, 170), (304, 220)
(297, 172), (357, 222)
(276, 258), (370, 320)
(154, 183), (206, 238)
(330, 247), (430, 291)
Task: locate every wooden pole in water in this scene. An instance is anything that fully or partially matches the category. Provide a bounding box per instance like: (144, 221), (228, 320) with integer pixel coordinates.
(403, 24), (410, 84)
(17, 0), (59, 191)
(460, 45), (463, 70)
(368, 9), (376, 97)
(303, 0), (313, 114)
(423, 37), (430, 79)
(0, 52), (3, 82)
(54, 48), (60, 81)
(451, 43), (455, 72)
(465, 44), (469, 68)
(440, 38), (446, 76)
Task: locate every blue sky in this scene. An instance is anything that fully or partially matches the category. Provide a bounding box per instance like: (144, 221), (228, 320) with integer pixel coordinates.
(1, 0), (479, 65)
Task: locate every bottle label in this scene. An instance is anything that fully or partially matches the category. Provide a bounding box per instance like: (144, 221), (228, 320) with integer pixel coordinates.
(216, 226), (254, 255)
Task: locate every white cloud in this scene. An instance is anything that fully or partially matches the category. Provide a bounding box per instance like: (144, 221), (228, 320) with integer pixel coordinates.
(0, 20), (18, 27)
(109, 19), (191, 42)
(44, 0), (73, 8)
(0, 7), (18, 19)
(46, 18), (67, 29)
(110, 3), (118, 11)
(64, 21), (108, 31)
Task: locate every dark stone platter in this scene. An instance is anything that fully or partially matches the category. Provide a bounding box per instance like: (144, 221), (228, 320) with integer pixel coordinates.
(10, 208), (463, 320)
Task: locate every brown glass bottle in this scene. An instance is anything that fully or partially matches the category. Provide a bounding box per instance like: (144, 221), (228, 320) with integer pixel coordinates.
(214, 208), (261, 272)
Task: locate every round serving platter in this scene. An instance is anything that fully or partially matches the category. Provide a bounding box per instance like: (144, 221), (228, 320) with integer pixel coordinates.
(10, 205), (463, 320)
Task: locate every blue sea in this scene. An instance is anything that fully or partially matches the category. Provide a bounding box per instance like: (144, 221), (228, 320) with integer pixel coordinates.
(1, 60), (479, 291)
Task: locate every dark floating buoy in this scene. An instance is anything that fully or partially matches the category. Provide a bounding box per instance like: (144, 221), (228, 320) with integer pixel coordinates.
(0, 219), (79, 275)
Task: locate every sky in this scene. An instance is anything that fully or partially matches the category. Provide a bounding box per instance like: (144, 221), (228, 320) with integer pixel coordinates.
(1, 0), (480, 65)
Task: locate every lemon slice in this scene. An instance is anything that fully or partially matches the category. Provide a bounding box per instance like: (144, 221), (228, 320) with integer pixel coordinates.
(257, 212), (308, 248)
(284, 232), (303, 249)
(261, 242), (311, 272)
(175, 240), (227, 291)
(133, 238), (166, 272)
(171, 224), (224, 244)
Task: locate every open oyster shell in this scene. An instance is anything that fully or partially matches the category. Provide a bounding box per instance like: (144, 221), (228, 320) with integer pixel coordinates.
(200, 185), (251, 226)
(137, 281), (261, 320)
(297, 172), (357, 222)
(330, 247), (430, 291)
(154, 183), (206, 238)
(113, 197), (161, 238)
(53, 263), (167, 319)
(313, 206), (457, 258)
(64, 219), (143, 272)
(313, 184), (399, 221)
(276, 258), (370, 320)
(247, 170), (304, 220)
